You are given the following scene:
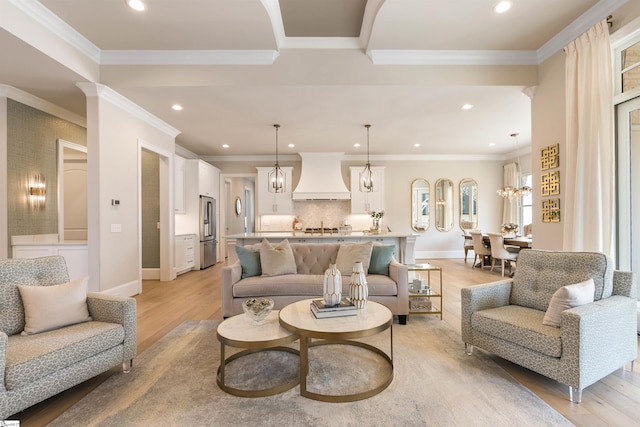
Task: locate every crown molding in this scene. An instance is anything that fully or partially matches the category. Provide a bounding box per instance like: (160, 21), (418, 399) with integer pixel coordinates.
(260, 0), (285, 50)
(367, 50), (538, 65)
(76, 83), (181, 138)
(175, 145), (199, 160)
(205, 153), (507, 162)
(281, 37), (362, 49)
(0, 84), (86, 127)
(101, 50), (280, 65)
(536, 0), (629, 63)
(8, 0), (101, 63)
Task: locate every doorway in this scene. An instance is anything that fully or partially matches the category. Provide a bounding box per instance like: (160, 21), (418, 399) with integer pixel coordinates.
(57, 139), (87, 241)
(220, 174), (256, 260)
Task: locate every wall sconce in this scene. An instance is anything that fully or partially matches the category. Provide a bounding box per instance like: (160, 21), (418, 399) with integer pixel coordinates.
(29, 174), (46, 209)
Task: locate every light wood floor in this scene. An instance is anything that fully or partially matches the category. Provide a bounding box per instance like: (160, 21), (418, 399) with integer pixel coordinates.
(13, 258), (640, 427)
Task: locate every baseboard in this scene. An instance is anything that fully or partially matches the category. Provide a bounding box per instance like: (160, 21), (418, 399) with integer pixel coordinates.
(99, 280), (140, 297)
(142, 268), (160, 280)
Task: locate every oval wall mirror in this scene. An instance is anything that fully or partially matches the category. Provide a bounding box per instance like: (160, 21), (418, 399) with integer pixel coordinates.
(435, 178), (454, 232)
(410, 179), (429, 232)
(235, 197), (242, 216)
(459, 178), (478, 231)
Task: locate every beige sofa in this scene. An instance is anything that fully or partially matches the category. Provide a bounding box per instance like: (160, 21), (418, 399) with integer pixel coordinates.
(0, 256), (137, 419)
(222, 242), (409, 324)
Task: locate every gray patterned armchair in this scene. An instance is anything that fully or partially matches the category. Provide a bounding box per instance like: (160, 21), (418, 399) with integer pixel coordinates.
(0, 256), (137, 419)
(461, 249), (637, 403)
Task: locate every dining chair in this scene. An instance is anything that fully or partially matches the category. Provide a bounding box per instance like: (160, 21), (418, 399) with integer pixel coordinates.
(487, 232), (520, 277)
(462, 229), (476, 264)
(469, 231), (491, 268)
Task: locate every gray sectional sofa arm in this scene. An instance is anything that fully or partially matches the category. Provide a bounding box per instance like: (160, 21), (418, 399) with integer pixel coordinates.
(221, 262), (242, 318)
(389, 259), (409, 309)
(87, 293), (138, 362)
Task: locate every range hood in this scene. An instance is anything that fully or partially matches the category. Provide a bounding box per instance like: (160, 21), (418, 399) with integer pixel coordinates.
(292, 152), (351, 200)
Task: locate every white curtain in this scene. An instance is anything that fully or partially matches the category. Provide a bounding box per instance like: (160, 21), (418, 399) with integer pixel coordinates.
(502, 162), (518, 225)
(563, 20), (614, 255)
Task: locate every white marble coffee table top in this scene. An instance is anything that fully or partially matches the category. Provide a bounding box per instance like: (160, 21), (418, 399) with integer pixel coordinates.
(217, 310), (297, 347)
(279, 299), (392, 338)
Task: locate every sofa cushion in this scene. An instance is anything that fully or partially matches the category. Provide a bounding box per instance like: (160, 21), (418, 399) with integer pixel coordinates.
(260, 239), (297, 276)
(235, 246), (262, 278)
(5, 321), (124, 390)
(335, 241), (374, 275)
(369, 245), (395, 276)
(0, 256), (70, 336)
(471, 305), (562, 358)
(511, 250), (613, 312)
(543, 279), (595, 327)
(232, 274), (398, 298)
(18, 277), (92, 335)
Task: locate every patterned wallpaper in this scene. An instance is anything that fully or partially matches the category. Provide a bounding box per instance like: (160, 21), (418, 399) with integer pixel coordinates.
(6, 99), (87, 247)
(141, 150), (160, 268)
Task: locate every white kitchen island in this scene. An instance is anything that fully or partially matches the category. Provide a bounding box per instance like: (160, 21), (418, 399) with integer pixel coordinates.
(226, 232), (416, 264)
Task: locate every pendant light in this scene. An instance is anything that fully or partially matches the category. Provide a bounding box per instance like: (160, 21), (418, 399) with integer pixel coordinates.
(268, 124), (285, 193)
(360, 124), (374, 192)
(497, 133), (531, 199)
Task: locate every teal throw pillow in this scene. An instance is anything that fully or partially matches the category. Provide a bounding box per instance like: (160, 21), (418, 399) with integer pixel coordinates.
(368, 245), (396, 276)
(235, 246), (261, 278)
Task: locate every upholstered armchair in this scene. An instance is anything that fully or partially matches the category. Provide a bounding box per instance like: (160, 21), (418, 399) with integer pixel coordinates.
(461, 249), (637, 403)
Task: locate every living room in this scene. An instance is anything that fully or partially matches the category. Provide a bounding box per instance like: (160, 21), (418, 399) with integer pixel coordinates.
(2, 0), (640, 425)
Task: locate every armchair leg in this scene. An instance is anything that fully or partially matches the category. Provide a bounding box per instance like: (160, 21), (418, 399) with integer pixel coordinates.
(624, 360), (635, 372)
(464, 343), (473, 356)
(569, 386), (582, 403)
(122, 359), (133, 374)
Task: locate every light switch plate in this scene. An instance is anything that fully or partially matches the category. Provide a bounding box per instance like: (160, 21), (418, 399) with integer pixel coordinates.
(111, 224), (122, 233)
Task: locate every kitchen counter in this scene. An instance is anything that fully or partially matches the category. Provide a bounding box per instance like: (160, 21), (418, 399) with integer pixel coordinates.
(225, 232), (417, 264)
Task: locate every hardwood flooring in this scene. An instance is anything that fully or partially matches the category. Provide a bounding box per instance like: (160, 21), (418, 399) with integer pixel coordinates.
(12, 259), (640, 427)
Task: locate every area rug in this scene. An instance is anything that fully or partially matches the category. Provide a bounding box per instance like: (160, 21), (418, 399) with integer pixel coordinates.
(49, 317), (573, 427)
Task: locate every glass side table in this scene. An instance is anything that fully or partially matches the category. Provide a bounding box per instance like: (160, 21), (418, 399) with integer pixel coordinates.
(405, 263), (443, 320)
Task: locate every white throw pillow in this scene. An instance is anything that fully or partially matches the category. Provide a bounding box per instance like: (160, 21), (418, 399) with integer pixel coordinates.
(18, 276), (92, 335)
(335, 241), (374, 275)
(260, 239), (297, 276)
(542, 278), (595, 327)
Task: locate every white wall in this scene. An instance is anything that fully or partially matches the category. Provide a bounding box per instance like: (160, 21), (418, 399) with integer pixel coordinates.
(79, 83), (178, 294)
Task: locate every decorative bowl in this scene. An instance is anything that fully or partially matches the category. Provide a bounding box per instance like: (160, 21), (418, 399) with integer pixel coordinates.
(242, 298), (274, 325)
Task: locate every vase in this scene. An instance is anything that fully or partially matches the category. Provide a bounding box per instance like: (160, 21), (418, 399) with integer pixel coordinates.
(323, 263), (342, 306)
(349, 261), (368, 309)
(372, 218), (382, 233)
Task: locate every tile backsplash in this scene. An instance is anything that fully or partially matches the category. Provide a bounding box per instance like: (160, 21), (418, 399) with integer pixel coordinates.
(259, 200), (373, 231)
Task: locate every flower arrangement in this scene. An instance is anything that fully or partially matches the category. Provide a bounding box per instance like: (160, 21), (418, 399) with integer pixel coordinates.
(501, 223), (519, 237)
(370, 211), (384, 219)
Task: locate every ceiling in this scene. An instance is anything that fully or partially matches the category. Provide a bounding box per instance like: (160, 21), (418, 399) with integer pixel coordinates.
(0, 0), (625, 158)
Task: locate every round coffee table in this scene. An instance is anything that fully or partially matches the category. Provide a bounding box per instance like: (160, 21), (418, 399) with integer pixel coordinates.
(216, 310), (299, 397)
(279, 299), (393, 402)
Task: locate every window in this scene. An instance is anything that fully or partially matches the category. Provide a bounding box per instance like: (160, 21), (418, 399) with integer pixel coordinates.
(622, 41), (640, 94)
(520, 174), (532, 232)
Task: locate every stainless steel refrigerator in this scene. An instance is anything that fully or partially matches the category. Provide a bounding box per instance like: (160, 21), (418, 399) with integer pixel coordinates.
(199, 195), (217, 269)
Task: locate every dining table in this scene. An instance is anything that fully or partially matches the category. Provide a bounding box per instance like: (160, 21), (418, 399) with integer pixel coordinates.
(463, 233), (532, 274)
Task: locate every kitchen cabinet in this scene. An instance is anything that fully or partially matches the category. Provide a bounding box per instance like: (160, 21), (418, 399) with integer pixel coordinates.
(175, 234), (195, 275)
(256, 166), (293, 215)
(12, 236), (88, 282)
(350, 166), (385, 214)
(199, 160), (218, 197)
(174, 155), (186, 214)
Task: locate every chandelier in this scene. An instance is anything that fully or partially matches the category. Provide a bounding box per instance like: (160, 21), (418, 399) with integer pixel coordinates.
(268, 124), (285, 193)
(497, 133), (531, 199)
(360, 124), (374, 192)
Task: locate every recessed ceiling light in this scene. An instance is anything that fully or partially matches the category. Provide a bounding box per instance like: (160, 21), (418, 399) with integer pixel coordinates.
(222, 144), (229, 148)
(494, 1), (512, 14)
(489, 142), (497, 147)
(413, 143), (421, 148)
(126, 0), (146, 12)
(288, 144), (295, 148)
(171, 104), (183, 111)
(354, 143), (361, 148)
(461, 104), (473, 110)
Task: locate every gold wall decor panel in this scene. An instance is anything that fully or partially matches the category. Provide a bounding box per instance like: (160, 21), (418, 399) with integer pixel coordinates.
(542, 198), (561, 223)
(540, 171), (560, 196)
(540, 144), (559, 170)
